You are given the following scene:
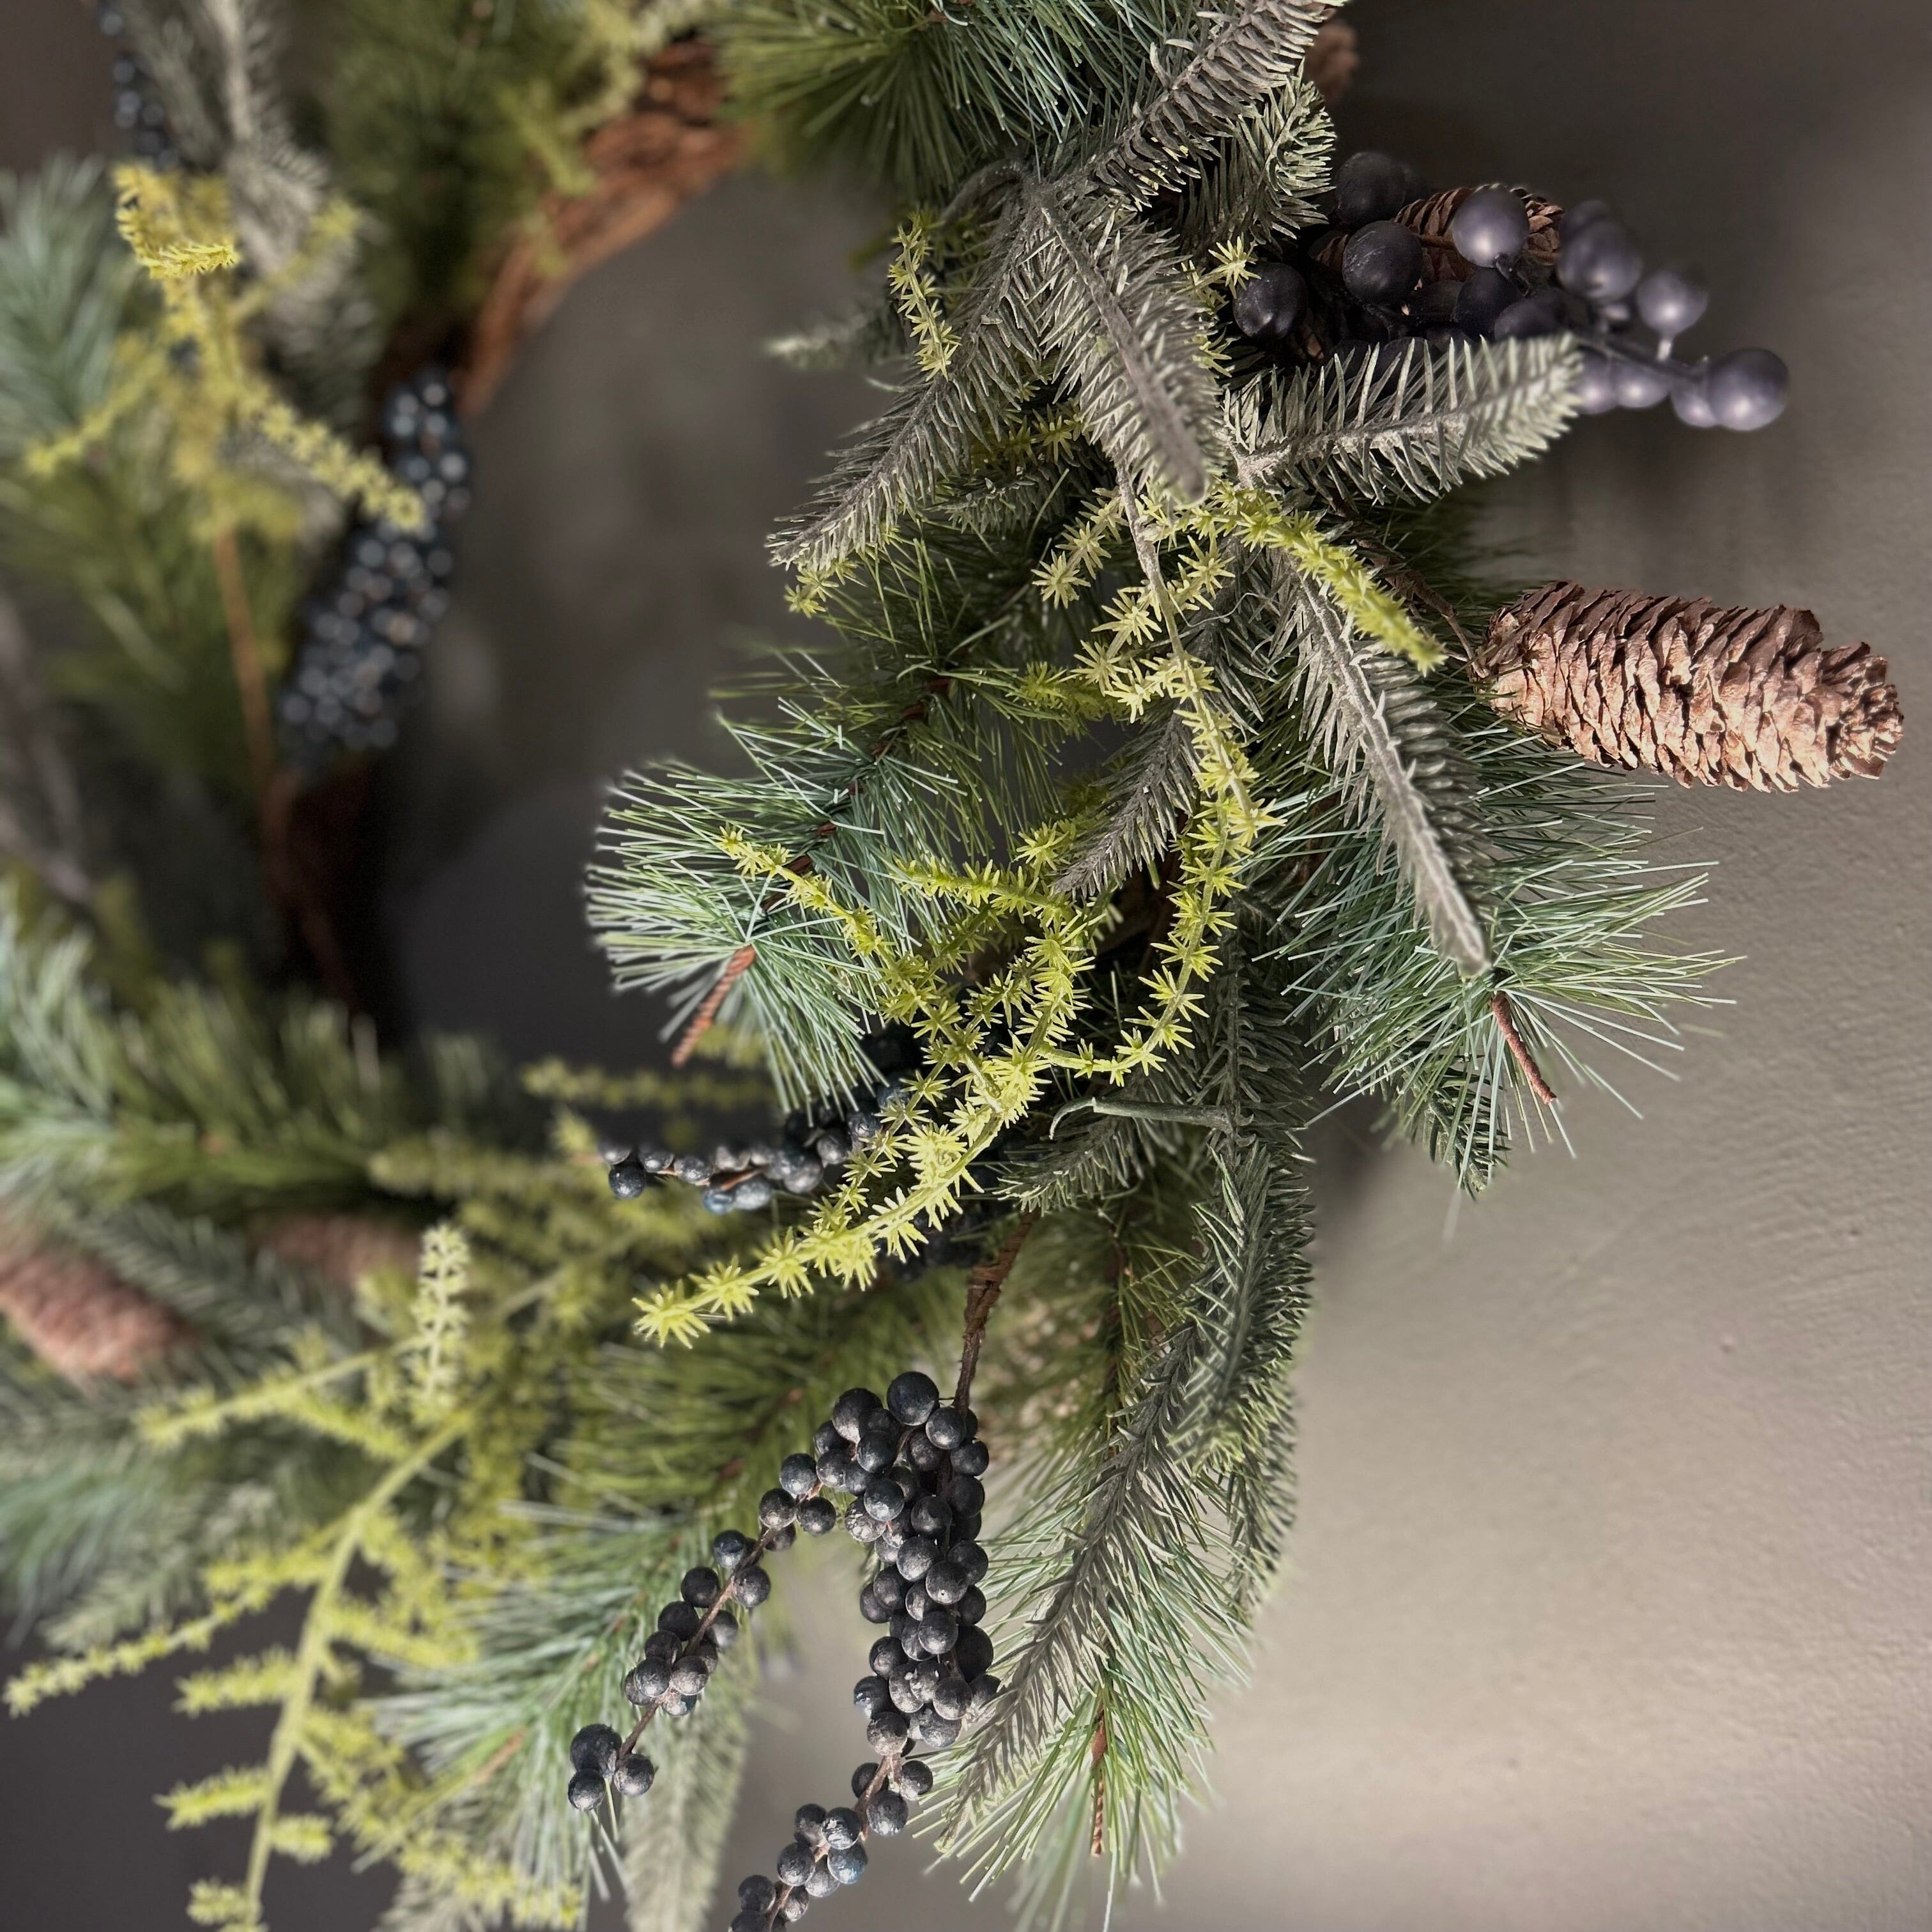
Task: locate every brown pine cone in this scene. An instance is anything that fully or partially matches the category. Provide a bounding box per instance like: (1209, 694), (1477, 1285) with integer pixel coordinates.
(1303, 19), (1360, 107)
(252, 1213), (422, 1289)
(1476, 581), (1905, 790)
(1314, 184), (1563, 284)
(0, 1209), (187, 1382)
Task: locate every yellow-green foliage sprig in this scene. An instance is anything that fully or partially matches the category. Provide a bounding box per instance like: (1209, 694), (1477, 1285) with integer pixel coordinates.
(27, 165), (424, 540)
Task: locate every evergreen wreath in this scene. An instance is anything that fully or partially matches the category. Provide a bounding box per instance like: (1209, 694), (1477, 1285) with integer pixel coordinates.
(0, 5), (1905, 1932)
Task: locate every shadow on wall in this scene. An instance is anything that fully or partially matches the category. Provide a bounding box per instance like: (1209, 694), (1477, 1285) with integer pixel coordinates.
(383, 169), (884, 1068)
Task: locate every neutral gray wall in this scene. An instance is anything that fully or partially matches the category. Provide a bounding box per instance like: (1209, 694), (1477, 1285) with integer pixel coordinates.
(1, 3), (1926, 1929)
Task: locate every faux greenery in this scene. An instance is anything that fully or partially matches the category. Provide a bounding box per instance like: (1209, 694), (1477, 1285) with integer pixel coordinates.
(0, 4), (1846, 1932)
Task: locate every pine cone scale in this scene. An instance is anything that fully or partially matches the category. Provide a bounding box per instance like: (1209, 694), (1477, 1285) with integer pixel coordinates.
(1477, 581), (1904, 790)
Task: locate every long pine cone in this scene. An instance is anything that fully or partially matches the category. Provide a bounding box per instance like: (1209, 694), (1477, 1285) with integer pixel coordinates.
(1477, 581), (1905, 790)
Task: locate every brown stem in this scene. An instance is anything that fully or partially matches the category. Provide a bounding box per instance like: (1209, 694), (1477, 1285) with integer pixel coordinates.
(671, 942), (756, 1066)
(954, 1209), (1038, 1413)
(1088, 1701), (1108, 1856)
(210, 525), (276, 808)
(1491, 988), (1556, 1106)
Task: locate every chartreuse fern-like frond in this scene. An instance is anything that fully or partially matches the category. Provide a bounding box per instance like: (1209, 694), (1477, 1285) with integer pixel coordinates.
(26, 164), (420, 537)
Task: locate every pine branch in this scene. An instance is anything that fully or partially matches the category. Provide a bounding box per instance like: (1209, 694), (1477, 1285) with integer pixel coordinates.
(1239, 335), (1582, 505)
(1271, 559), (1492, 973)
(1087, 0), (1333, 205)
(1175, 79), (1334, 260)
(1031, 179), (1221, 505)
(772, 198), (1045, 572)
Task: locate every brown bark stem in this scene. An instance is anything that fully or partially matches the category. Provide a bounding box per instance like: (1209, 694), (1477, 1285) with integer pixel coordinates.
(954, 1209), (1039, 1413)
(1088, 1701), (1108, 1856)
(210, 525), (276, 809)
(671, 942), (756, 1066)
(1491, 988), (1556, 1106)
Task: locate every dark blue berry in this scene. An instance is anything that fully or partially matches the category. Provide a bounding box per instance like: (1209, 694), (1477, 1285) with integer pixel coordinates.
(608, 1156), (648, 1199)
(865, 1790), (909, 1836)
(1342, 220), (1423, 303)
(779, 1453), (819, 1498)
(869, 1636), (900, 1675)
(712, 1529), (755, 1573)
(776, 1840), (814, 1886)
(834, 1390), (879, 1443)
(735, 1565), (772, 1608)
(823, 1807), (862, 1850)
(955, 1625), (995, 1679)
(866, 1710), (910, 1752)
(827, 1844), (867, 1885)
(896, 1758), (935, 1797)
(624, 1659), (670, 1705)
(739, 1876), (778, 1912)
(712, 1609), (740, 1649)
(852, 1761), (881, 1798)
(923, 1560), (968, 1606)
(682, 1567), (722, 1607)
(804, 1863), (840, 1899)
(613, 1751), (656, 1797)
(659, 1601), (702, 1640)
(896, 1535), (938, 1581)
(797, 1496), (837, 1537)
(570, 1724), (622, 1777)
(924, 1407), (967, 1450)
(760, 1489), (797, 1530)
(1232, 262), (1307, 348)
(957, 1584), (986, 1625)
(567, 1768), (607, 1811)
(912, 1708), (961, 1747)
(854, 1675), (892, 1716)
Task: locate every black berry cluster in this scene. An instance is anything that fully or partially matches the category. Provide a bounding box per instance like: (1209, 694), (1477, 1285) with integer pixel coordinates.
(276, 369), (471, 765)
(95, 4), (179, 170)
(567, 1527), (780, 1816)
(1232, 150), (1788, 433)
(566, 1371), (999, 1932)
(604, 1031), (1004, 1273)
(728, 1372), (996, 1931)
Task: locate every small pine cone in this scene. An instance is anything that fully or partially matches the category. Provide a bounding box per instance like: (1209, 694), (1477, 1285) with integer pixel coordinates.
(0, 1209), (186, 1381)
(1314, 185), (1563, 284)
(1303, 19), (1360, 107)
(252, 1213), (422, 1289)
(1476, 582), (1905, 790)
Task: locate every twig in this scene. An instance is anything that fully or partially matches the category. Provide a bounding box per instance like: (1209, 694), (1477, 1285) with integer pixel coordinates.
(1088, 1700), (1108, 1856)
(210, 525), (276, 808)
(1491, 988), (1556, 1106)
(670, 942), (756, 1066)
(954, 1210), (1039, 1413)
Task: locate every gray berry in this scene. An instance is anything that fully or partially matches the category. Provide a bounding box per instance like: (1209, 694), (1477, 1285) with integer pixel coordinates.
(824, 1807), (862, 1850)
(1334, 151), (1411, 228)
(740, 1876), (778, 1912)
(896, 1758), (935, 1797)
(1453, 266), (1517, 337)
(1572, 349), (1617, 414)
(776, 1840), (814, 1886)
(760, 1488), (797, 1531)
(712, 1529), (755, 1573)
(1670, 362), (1718, 427)
(1706, 348), (1788, 430)
(712, 1609), (740, 1649)
(796, 1496), (837, 1537)
(1611, 358), (1671, 410)
(845, 1503), (885, 1544)
(1448, 187), (1529, 268)
(804, 1864), (840, 1900)
(1491, 290), (1567, 341)
(1342, 220), (1423, 303)
(1232, 262), (1307, 347)
(923, 1560), (968, 1606)
(912, 1708), (961, 1748)
(779, 1453), (820, 1498)
(613, 1751), (656, 1797)
(735, 1565), (772, 1608)
(795, 1803), (827, 1842)
(567, 1768), (607, 1812)
(896, 1535), (938, 1581)
(827, 1844), (868, 1886)
(1634, 267), (1708, 341)
(1560, 198), (1615, 240)
(670, 1659), (709, 1698)
(1558, 220), (1643, 302)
